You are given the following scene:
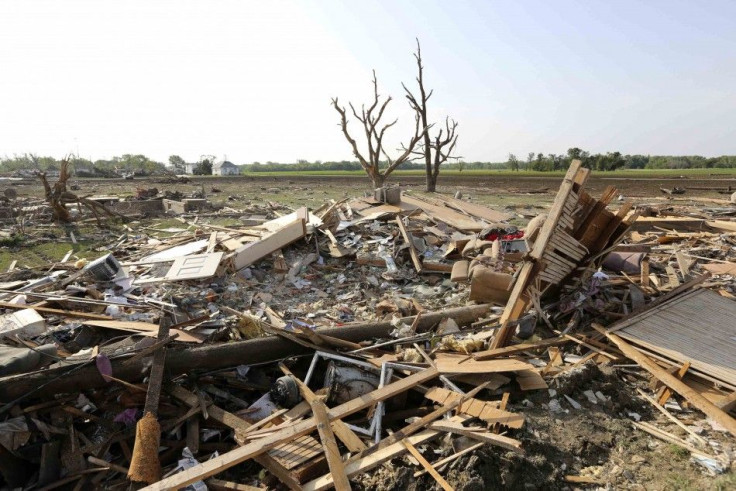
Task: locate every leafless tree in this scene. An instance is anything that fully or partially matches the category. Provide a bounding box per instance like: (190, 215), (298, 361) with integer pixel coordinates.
(37, 159), (125, 225)
(332, 70), (429, 189)
(403, 39), (460, 192)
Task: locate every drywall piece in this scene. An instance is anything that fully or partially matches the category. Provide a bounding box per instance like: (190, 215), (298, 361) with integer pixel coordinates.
(142, 239), (209, 263)
(258, 208), (321, 234)
(165, 252), (223, 281)
(0, 308), (46, 338)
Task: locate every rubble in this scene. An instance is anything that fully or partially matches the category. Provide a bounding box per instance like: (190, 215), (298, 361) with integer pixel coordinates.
(0, 160), (735, 489)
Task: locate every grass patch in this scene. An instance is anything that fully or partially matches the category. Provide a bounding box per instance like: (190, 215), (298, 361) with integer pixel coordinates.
(712, 471), (736, 491)
(667, 444), (690, 460)
(664, 473), (697, 491)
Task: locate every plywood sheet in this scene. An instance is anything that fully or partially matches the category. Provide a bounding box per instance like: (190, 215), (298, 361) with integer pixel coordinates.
(401, 195), (484, 232)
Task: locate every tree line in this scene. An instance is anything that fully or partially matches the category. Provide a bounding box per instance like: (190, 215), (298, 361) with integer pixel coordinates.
(0, 154), (167, 176)
(506, 149), (736, 172)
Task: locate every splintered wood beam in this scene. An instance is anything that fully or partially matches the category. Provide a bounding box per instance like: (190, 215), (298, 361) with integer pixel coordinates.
(142, 368), (439, 490)
(302, 430), (441, 491)
(594, 324), (736, 439)
(401, 438), (453, 491)
(656, 361), (690, 406)
(473, 336), (569, 360)
(396, 216), (423, 272)
(428, 420), (523, 453)
(278, 364), (367, 452)
(351, 381), (491, 462)
(167, 386), (302, 491)
(491, 160), (584, 349)
(0, 301), (112, 320)
(311, 399), (351, 491)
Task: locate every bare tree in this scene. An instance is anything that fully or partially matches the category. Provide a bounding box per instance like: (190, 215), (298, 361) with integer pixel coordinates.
(403, 39), (460, 192)
(332, 70), (428, 189)
(37, 159), (125, 226)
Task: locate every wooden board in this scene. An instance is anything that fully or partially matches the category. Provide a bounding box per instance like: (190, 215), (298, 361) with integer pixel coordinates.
(430, 195), (510, 223)
(230, 219), (306, 270)
(141, 368), (439, 490)
(423, 387), (524, 428)
(401, 195), (484, 232)
(82, 320), (203, 343)
(428, 420), (523, 453)
(613, 288), (736, 387)
(433, 354), (533, 374)
(301, 430), (440, 491)
(703, 262), (736, 276)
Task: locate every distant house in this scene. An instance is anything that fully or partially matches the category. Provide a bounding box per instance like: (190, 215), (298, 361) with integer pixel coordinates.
(213, 161), (239, 176)
(183, 163), (197, 175)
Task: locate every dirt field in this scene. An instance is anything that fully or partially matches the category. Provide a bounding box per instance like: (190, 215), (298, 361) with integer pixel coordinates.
(10, 171), (736, 210)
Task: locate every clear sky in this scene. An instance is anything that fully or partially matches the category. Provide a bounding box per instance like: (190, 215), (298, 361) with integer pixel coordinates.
(1, 0), (734, 164)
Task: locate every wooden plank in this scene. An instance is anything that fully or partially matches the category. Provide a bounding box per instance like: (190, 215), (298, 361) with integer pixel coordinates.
(302, 430), (440, 491)
(310, 399), (351, 491)
(491, 161), (583, 348)
(230, 219), (306, 270)
(433, 355), (532, 374)
(635, 388), (707, 446)
(401, 195), (483, 232)
(396, 217), (423, 273)
(657, 361), (690, 406)
(83, 320), (203, 344)
(167, 386), (301, 490)
(514, 370), (549, 391)
(278, 364), (367, 453)
(473, 336), (570, 360)
(351, 381), (490, 462)
(717, 390), (736, 413)
(413, 442), (484, 478)
(0, 301), (111, 320)
(401, 439), (453, 491)
(703, 262), (736, 276)
(423, 387), (524, 428)
(594, 324), (736, 438)
(141, 368), (439, 490)
(428, 420), (523, 453)
(432, 194), (510, 222)
(207, 478), (264, 491)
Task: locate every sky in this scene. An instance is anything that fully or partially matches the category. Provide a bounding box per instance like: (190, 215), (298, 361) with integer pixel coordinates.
(1, 0), (735, 164)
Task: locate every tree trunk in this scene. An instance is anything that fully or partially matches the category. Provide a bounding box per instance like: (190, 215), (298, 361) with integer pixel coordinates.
(425, 173), (437, 192)
(372, 174), (386, 189)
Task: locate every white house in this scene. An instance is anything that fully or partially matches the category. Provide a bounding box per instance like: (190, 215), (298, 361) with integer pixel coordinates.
(213, 161), (240, 176)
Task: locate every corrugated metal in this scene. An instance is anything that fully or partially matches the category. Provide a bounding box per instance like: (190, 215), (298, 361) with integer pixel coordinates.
(616, 288), (736, 387)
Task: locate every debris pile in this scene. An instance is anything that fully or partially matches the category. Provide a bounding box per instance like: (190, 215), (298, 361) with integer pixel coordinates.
(0, 160), (734, 489)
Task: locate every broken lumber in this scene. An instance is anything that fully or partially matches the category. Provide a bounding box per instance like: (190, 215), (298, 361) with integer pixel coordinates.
(302, 430), (441, 491)
(594, 324), (736, 438)
(140, 368), (439, 490)
(0, 305), (489, 402)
